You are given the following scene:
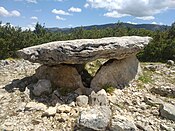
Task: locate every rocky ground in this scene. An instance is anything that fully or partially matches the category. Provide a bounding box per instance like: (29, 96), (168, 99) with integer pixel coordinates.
(0, 59), (175, 131)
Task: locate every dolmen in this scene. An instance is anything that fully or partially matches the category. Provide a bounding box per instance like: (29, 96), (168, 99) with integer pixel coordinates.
(17, 36), (152, 94)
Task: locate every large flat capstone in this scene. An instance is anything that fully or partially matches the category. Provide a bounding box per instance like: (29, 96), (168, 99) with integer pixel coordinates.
(17, 36), (152, 65)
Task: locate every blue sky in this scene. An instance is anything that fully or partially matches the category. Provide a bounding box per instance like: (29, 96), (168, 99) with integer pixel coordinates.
(0, 0), (175, 30)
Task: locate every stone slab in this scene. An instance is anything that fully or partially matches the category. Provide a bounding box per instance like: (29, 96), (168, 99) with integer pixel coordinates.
(17, 36), (152, 65)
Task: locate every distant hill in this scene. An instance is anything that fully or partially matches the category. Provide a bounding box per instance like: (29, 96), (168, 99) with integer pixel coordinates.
(46, 23), (170, 33)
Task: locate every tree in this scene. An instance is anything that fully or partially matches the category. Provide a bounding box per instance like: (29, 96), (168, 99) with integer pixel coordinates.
(34, 22), (46, 37)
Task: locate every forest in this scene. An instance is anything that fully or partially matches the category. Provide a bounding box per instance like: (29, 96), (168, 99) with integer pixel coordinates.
(0, 21), (175, 62)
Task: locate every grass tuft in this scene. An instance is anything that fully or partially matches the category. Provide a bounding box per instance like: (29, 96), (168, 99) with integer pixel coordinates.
(102, 83), (115, 94)
(138, 71), (153, 84)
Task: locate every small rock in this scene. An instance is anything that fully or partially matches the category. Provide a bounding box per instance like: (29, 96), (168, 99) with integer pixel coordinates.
(0, 89), (8, 99)
(69, 108), (79, 118)
(25, 102), (47, 111)
(0, 60), (9, 66)
(111, 115), (137, 131)
(151, 110), (159, 116)
(159, 102), (175, 121)
(24, 86), (31, 98)
(144, 95), (163, 106)
(0, 94), (3, 100)
(144, 65), (158, 71)
(150, 86), (175, 98)
(69, 101), (76, 107)
(51, 90), (63, 106)
(42, 107), (57, 117)
(135, 121), (154, 131)
(76, 95), (88, 107)
(2, 122), (14, 131)
(64, 93), (79, 104)
(32, 79), (52, 96)
(132, 99), (139, 105)
(78, 106), (111, 131)
(57, 104), (72, 113)
(89, 89), (109, 106)
(140, 102), (147, 110)
(16, 102), (26, 112)
(167, 60), (174, 66)
(160, 124), (174, 131)
(2, 126), (14, 131)
(57, 113), (69, 122)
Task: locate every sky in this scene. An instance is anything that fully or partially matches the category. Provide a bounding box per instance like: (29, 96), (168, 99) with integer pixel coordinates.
(0, 0), (175, 30)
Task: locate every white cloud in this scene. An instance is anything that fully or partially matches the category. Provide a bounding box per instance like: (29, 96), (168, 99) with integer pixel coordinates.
(26, 0), (37, 3)
(136, 16), (155, 20)
(0, 6), (21, 17)
(52, 9), (70, 15)
(68, 7), (82, 12)
(84, 3), (89, 8)
(56, 15), (65, 20)
(86, 0), (175, 20)
(11, 10), (20, 16)
(30, 16), (38, 20)
(0, 7), (9, 16)
(151, 21), (157, 25)
(31, 22), (37, 25)
(104, 11), (129, 18)
(127, 21), (138, 25)
(22, 24), (35, 31)
(159, 22), (164, 25)
(151, 22), (164, 25)
(0, 23), (14, 27)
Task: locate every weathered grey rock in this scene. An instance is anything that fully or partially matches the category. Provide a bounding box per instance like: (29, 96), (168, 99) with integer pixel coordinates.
(56, 104), (72, 113)
(16, 102), (26, 112)
(35, 65), (85, 90)
(32, 79), (52, 96)
(0, 60), (9, 66)
(91, 55), (142, 91)
(160, 124), (174, 131)
(144, 65), (158, 72)
(111, 115), (137, 131)
(160, 103), (175, 121)
(25, 102), (47, 111)
(17, 36), (152, 65)
(78, 106), (111, 131)
(42, 107), (57, 117)
(150, 86), (175, 98)
(144, 94), (163, 106)
(89, 89), (109, 106)
(76, 95), (89, 107)
(135, 121), (154, 131)
(167, 60), (174, 66)
(51, 90), (63, 106)
(0, 89), (8, 100)
(57, 113), (69, 122)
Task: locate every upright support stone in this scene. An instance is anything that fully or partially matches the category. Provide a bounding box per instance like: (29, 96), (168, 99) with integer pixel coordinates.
(35, 64), (85, 91)
(90, 55), (142, 91)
